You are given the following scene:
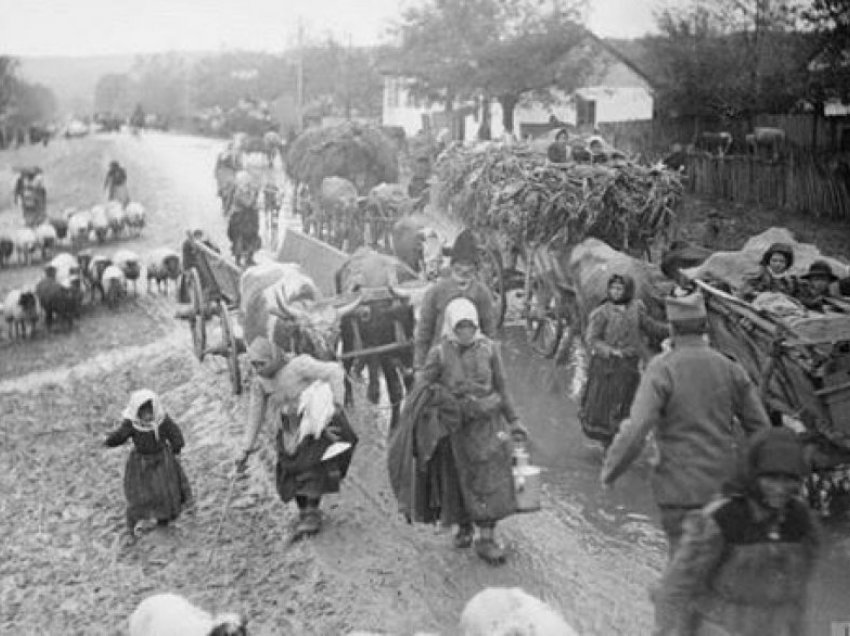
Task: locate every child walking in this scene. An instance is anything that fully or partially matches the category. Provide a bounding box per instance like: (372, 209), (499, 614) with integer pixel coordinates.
(105, 389), (193, 544)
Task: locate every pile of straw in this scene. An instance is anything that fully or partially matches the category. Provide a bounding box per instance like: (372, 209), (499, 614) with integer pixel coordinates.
(434, 143), (683, 251)
(285, 122), (400, 195)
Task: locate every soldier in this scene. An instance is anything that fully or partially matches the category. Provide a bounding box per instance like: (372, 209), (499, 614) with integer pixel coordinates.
(601, 291), (770, 557)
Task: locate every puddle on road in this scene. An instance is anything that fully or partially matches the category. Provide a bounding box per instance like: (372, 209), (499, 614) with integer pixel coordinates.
(499, 325), (850, 630)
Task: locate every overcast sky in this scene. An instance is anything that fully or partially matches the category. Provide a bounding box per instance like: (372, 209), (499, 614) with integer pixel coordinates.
(0, 0), (663, 57)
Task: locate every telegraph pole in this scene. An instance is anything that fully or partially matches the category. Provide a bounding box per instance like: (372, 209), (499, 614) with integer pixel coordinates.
(345, 32), (353, 121)
(296, 18), (304, 132)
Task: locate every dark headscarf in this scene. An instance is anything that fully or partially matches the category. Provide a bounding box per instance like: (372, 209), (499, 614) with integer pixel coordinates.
(607, 273), (634, 305)
(723, 427), (808, 497)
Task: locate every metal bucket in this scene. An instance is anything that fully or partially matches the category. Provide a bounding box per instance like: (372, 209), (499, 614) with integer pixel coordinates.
(513, 464), (542, 513)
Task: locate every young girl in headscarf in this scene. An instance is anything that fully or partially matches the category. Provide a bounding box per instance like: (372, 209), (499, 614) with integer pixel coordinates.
(581, 273), (667, 446)
(738, 242), (800, 301)
(105, 389), (192, 544)
(419, 297), (527, 565)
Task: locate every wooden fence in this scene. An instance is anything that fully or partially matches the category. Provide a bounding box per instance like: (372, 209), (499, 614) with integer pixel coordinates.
(686, 154), (850, 220)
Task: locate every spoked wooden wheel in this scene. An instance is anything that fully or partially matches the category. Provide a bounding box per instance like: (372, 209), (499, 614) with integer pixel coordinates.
(478, 245), (507, 328)
(187, 268), (207, 361)
(524, 267), (563, 358)
(217, 302), (243, 395)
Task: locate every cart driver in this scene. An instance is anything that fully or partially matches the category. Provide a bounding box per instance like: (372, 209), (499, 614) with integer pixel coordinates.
(413, 229), (496, 383)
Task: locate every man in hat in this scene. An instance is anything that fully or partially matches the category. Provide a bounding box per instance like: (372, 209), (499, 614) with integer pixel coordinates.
(653, 427), (820, 636)
(601, 291), (770, 557)
(798, 260), (849, 312)
(413, 228), (496, 380)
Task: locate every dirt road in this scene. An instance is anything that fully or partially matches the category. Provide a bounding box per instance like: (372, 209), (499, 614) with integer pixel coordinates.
(1, 133), (847, 635)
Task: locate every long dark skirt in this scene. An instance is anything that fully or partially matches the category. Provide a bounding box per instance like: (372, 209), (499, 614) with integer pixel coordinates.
(417, 412), (516, 525)
(124, 448), (192, 524)
(108, 183), (130, 207)
(580, 354), (640, 444)
(275, 410), (358, 503)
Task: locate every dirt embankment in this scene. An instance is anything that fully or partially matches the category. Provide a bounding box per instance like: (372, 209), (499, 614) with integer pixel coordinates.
(3, 133), (661, 636)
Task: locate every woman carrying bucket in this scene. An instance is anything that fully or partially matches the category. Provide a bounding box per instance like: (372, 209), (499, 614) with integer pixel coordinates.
(391, 297), (530, 565)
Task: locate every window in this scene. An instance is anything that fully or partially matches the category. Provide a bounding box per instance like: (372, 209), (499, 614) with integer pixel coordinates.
(576, 95), (596, 127)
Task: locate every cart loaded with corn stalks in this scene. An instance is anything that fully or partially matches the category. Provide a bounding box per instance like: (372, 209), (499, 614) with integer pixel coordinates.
(285, 122), (414, 251)
(433, 142), (684, 355)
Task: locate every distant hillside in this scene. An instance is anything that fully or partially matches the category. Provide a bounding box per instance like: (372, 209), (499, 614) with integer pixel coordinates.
(17, 51), (213, 116)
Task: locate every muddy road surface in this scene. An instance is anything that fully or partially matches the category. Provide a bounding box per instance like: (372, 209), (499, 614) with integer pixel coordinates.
(1, 132), (848, 635)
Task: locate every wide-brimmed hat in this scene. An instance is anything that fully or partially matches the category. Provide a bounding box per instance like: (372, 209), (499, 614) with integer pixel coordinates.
(760, 242), (794, 268)
(801, 260), (838, 282)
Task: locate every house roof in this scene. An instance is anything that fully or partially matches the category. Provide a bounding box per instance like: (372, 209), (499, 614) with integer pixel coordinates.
(583, 31), (657, 89)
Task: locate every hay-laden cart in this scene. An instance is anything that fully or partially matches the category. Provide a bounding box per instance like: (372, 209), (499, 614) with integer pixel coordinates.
(693, 279), (850, 514)
(178, 229), (418, 396)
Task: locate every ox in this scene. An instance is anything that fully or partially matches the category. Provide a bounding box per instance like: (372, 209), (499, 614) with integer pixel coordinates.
(746, 127), (786, 162)
(565, 239), (670, 355)
(696, 131), (733, 157)
(315, 176), (359, 249)
(334, 249), (424, 432)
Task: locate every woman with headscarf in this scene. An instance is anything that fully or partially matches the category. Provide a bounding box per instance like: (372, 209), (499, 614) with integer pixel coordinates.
(416, 297), (527, 565)
(237, 337), (357, 540)
(413, 228), (495, 381)
(738, 242), (801, 301)
(104, 160), (130, 207)
(653, 428), (821, 636)
(581, 273), (668, 446)
(104, 390), (192, 545)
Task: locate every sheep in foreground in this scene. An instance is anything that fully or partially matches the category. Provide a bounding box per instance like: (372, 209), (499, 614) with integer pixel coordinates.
(113, 248), (142, 295)
(126, 201), (146, 237)
(128, 593), (246, 636)
(460, 587), (579, 636)
(3, 288), (40, 339)
(35, 221), (58, 261)
(68, 211), (91, 250)
(101, 265), (126, 310)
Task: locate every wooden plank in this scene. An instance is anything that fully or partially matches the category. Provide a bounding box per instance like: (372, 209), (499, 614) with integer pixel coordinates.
(276, 227), (350, 296)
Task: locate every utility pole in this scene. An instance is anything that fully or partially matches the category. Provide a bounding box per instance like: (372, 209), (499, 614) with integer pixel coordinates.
(345, 32), (353, 121)
(296, 18), (304, 132)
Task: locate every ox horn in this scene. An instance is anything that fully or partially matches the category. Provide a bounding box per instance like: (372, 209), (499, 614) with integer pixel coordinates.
(335, 293), (364, 319)
(274, 287), (309, 322)
(389, 284), (415, 299)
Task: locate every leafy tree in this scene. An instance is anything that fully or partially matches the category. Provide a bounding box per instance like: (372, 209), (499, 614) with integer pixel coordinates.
(13, 81), (57, 123)
(802, 0), (850, 101)
(0, 56), (19, 117)
(391, 0), (589, 135)
(132, 53), (190, 121)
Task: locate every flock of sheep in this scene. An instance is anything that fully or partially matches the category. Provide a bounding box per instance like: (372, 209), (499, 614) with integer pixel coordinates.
(0, 200), (147, 268)
(1, 201), (185, 339)
(129, 586), (578, 636)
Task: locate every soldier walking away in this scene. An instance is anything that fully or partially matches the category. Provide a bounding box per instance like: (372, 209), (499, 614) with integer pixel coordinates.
(601, 291), (770, 557)
(653, 427), (821, 636)
(104, 390), (193, 546)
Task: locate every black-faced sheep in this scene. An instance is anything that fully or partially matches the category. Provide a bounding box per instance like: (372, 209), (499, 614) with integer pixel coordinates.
(113, 248), (142, 295)
(128, 593), (246, 636)
(3, 288), (40, 339)
(146, 247), (181, 295)
(35, 221), (58, 261)
(86, 254), (113, 303)
(36, 266), (82, 331)
(101, 264), (126, 310)
(0, 233), (13, 267)
(14, 227), (38, 265)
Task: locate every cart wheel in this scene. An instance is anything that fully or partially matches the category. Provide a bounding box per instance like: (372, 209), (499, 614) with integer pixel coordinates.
(478, 246), (507, 328)
(524, 267), (563, 358)
(188, 268), (206, 361)
(217, 302), (243, 395)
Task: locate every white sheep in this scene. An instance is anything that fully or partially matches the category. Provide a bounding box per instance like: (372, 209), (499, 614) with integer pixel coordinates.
(62, 206), (78, 221)
(128, 593), (246, 636)
(460, 588), (579, 636)
(35, 222), (58, 261)
(14, 227), (38, 265)
(126, 201), (146, 237)
(105, 201), (127, 237)
(68, 211), (91, 250)
(90, 205), (110, 243)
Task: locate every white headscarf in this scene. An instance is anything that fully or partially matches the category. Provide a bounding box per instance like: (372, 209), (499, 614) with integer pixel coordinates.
(121, 389), (166, 438)
(442, 297), (481, 342)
